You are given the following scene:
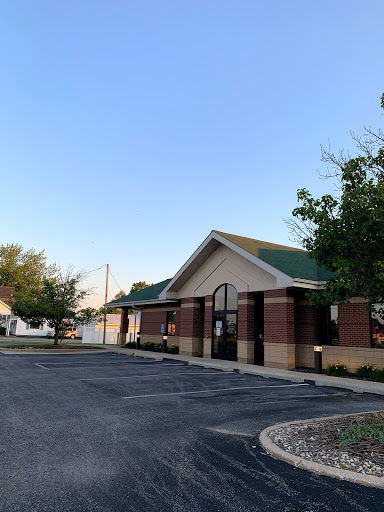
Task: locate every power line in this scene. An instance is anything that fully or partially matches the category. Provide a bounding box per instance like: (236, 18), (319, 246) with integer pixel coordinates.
(85, 264), (107, 275)
(109, 267), (123, 291)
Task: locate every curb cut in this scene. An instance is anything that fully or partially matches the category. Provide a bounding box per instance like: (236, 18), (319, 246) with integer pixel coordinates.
(259, 411), (384, 489)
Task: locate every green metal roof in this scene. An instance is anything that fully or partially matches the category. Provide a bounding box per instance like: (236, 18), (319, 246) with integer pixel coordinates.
(215, 231), (335, 281)
(106, 279), (172, 306)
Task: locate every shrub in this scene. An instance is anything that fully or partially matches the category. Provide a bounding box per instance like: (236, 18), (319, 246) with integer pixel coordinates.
(355, 363), (377, 378)
(168, 344), (179, 354)
(372, 369), (384, 383)
(141, 341), (162, 352)
(339, 420), (384, 445)
(326, 362), (349, 377)
(124, 342), (136, 349)
(0, 326), (6, 335)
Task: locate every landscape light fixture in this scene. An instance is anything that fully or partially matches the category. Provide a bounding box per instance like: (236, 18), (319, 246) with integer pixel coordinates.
(162, 335), (168, 353)
(314, 345), (323, 374)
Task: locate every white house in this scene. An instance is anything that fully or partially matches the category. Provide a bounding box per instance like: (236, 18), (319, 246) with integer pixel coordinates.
(82, 313), (140, 345)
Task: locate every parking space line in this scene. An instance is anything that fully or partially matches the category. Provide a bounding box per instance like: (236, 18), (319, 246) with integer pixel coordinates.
(35, 360), (160, 366)
(122, 383), (308, 399)
(76, 372), (225, 381)
(34, 363), (50, 370)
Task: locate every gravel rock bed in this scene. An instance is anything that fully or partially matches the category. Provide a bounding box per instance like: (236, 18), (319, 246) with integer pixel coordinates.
(268, 412), (384, 477)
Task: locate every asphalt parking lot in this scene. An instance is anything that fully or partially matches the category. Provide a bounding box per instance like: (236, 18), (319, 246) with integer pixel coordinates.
(1, 351), (384, 512)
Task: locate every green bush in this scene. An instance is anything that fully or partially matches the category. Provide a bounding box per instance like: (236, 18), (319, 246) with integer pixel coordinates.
(372, 369), (384, 383)
(326, 362), (349, 377)
(124, 342), (136, 349)
(168, 344), (179, 354)
(0, 326), (6, 335)
(141, 342), (162, 352)
(355, 363), (377, 378)
(339, 420), (384, 445)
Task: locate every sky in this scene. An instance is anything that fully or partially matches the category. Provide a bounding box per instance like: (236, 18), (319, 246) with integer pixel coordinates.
(1, 0), (383, 307)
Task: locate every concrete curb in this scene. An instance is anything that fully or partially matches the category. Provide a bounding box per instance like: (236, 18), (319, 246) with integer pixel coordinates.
(188, 361), (233, 372)
(259, 411), (384, 489)
(133, 352), (163, 361)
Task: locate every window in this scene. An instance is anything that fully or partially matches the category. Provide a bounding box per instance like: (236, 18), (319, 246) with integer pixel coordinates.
(166, 311), (176, 336)
(371, 304), (384, 348)
(214, 284), (238, 312)
(315, 305), (339, 345)
(28, 321), (41, 330)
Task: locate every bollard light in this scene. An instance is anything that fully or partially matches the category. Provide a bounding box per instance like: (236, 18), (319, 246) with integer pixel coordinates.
(136, 332), (141, 350)
(162, 335), (168, 353)
(314, 345), (323, 374)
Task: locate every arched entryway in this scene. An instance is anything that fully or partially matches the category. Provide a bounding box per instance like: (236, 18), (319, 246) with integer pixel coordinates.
(212, 284), (238, 361)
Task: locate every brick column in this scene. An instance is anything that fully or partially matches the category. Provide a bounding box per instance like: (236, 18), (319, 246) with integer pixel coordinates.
(179, 298), (203, 356)
(203, 295), (213, 358)
(264, 289), (295, 369)
(294, 299), (316, 368)
(119, 307), (129, 345)
(339, 298), (371, 348)
(237, 292), (255, 364)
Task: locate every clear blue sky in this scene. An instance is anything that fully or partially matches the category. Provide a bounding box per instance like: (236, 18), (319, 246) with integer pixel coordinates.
(1, 0), (383, 307)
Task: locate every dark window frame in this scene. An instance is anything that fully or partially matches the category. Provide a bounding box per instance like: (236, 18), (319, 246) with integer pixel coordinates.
(315, 305), (339, 346)
(166, 311), (176, 336)
(371, 304), (384, 349)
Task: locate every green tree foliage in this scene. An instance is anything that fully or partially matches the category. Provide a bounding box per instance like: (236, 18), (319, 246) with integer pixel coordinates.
(129, 281), (153, 294)
(12, 267), (103, 345)
(107, 290), (127, 314)
(0, 244), (57, 295)
(289, 93), (384, 311)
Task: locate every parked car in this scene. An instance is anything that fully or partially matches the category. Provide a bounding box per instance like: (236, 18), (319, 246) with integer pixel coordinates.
(46, 327), (78, 340)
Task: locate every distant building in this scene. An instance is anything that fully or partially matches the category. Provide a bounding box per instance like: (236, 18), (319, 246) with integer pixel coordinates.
(82, 313), (140, 345)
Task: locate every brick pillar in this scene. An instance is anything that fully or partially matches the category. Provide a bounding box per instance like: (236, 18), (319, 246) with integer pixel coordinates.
(294, 299), (316, 368)
(179, 297), (203, 356)
(203, 295), (213, 358)
(264, 289), (295, 369)
(237, 292), (255, 364)
(339, 298), (371, 348)
(120, 307), (129, 345)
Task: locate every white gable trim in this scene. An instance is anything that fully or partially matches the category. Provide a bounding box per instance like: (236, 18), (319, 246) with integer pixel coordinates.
(0, 299), (11, 312)
(159, 231), (295, 300)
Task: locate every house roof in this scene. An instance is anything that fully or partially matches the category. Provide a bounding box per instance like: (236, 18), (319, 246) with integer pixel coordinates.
(105, 279), (172, 307)
(0, 286), (15, 307)
(214, 231), (334, 282)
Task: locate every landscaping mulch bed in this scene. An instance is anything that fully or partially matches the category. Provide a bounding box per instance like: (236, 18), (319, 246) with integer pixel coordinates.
(269, 412), (384, 477)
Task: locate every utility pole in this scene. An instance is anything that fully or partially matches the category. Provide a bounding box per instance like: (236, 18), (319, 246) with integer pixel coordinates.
(103, 264), (109, 345)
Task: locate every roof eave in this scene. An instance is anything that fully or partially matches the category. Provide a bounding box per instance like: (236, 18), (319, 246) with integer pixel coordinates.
(293, 278), (326, 290)
(104, 299), (179, 308)
(159, 231), (294, 299)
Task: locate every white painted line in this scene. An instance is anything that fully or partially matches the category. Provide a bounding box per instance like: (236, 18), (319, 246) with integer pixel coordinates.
(206, 428), (252, 437)
(34, 363), (50, 370)
(36, 360), (159, 365)
(76, 372), (224, 381)
(122, 383), (308, 399)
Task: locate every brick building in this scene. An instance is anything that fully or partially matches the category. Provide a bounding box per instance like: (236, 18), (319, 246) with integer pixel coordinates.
(106, 231), (384, 370)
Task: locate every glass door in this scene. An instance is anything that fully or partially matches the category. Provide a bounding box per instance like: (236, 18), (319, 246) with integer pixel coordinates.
(213, 313), (224, 359)
(225, 313), (237, 361)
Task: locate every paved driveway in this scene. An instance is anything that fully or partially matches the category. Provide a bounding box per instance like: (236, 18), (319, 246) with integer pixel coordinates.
(1, 352), (384, 511)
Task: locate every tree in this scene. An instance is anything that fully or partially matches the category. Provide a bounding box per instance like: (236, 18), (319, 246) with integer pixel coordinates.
(0, 244), (57, 295)
(288, 93), (384, 312)
(107, 290), (127, 314)
(12, 267), (103, 345)
(129, 281), (153, 294)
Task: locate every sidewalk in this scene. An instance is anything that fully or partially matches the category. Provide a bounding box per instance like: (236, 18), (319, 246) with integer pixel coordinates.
(105, 345), (384, 396)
